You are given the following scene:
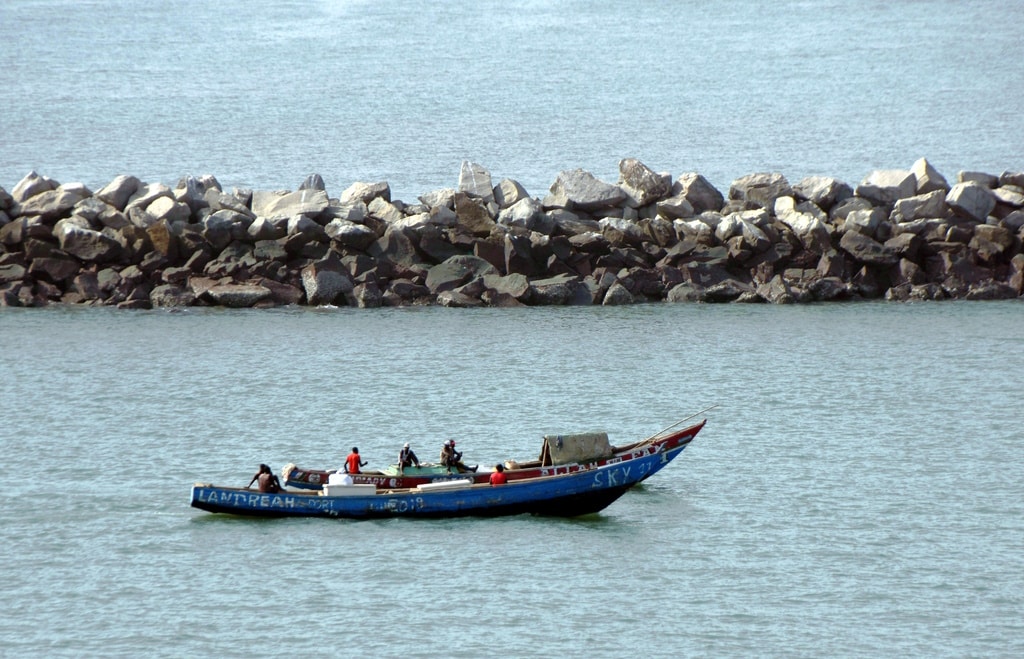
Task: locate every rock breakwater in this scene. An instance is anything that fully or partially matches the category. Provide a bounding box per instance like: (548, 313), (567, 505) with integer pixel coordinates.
(1, 159), (1022, 309)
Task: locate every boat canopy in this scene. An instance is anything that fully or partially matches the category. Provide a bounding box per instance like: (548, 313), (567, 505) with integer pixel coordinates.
(540, 432), (612, 466)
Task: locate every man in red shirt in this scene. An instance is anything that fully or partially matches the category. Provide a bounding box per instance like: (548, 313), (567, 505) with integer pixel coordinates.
(345, 447), (367, 474)
(489, 463), (507, 485)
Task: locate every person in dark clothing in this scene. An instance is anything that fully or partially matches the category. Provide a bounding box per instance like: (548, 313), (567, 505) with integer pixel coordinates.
(398, 442), (420, 473)
(440, 439), (476, 472)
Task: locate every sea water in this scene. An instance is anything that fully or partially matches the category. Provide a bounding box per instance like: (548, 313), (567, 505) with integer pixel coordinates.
(1, 0), (1022, 656)
(1, 302), (1022, 657)
(1, 0), (1021, 200)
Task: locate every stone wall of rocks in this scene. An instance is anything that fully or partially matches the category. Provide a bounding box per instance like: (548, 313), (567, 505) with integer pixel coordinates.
(1, 158), (1022, 309)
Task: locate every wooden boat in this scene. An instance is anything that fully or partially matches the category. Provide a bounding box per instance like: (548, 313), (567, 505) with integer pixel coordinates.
(190, 432), (694, 519)
(282, 417), (707, 491)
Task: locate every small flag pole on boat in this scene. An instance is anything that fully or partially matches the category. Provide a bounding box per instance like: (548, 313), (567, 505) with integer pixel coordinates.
(645, 404), (719, 441)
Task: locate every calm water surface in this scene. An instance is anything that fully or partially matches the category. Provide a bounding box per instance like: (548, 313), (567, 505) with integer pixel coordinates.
(2, 0), (1023, 655)
(1, 302), (1022, 656)
(2, 0), (1021, 199)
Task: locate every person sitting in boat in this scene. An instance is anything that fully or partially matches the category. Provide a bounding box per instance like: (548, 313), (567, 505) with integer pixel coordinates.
(247, 464), (283, 493)
(489, 463), (507, 486)
(440, 440), (476, 472)
(398, 442), (420, 473)
(345, 447), (367, 475)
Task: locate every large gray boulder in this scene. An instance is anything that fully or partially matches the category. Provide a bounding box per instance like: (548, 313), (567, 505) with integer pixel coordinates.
(246, 216), (287, 241)
(369, 226), (423, 269)
(450, 193), (496, 236)
(204, 188), (256, 218)
(11, 171), (57, 203)
(1000, 171), (1024, 188)
(0, 263), (27, 285)
(202, 212), (246, 250)
(656, 193), (695, 220)
(497, 197), (544, 231)
(957, 170), (999, 187)
(842, 208), (885, 238)
(777, 210), (832, 254)
(665, 281), (706, 303)
(839, 231), (899, 266)
(323, 201), (368, 225)
(12, 185), (89, 223)
(458, 161), (495, 203)
(55, 224), (124, 262)
(287, 215), (329, 244)
(891, 190), (948, 223)
(425, 255), (499, 294)
(529, 274), (593, 305)
(205, 283), (272, 308)
(125, 183), (174, 214)
(792, 176), (853, 210)
(739, 218), (772, 253)
(602, 281), (635, 305)
(298, 173), (326, 191)
(261, 279), (305, 306)
(552, 210), (601, 236)
(729, 172), (792, 210)
(946, 181), (996, 222)
(251, 189), (329, 221)
(29, 255), (80, 284)
(301, 257), (354, 305)
(367, 196), (404, 224)
(714, 214), (744, 243)
(350, 281), (383, 308)
(599, 217), (646, 247)
(325, 219), (377, 250)
(855, 170), (916, 207)
(0, 187), (14, 212)
(543, 169), (626, 212)
(481, 272), (530, 300)
(755, 275), (796, 304)
(1003, 210), (1024, 231)
(150, 284), (196, 307)
(74, 197), (130, 230)
(910, 158), (950, 194)
(95, 175), (142, 211)
(340, 181), (390, 205)
(673, 173), (724, 214)
(618, 158), (670, 208)
(436, 289), (484, 307)
(419, 188), (455, 210)
(993, 186), (1024, 209)
(493, 179), (529, 209)
(146, 195), (191, 224)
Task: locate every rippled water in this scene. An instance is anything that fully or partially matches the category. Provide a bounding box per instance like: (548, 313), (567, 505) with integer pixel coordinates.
(2, 302), (1022, 656)
(3, 0), (1023, 654)
(2, 0), (1021, 201)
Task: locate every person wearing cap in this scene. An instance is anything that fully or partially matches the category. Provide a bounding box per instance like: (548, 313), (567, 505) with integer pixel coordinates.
(439, 439), (460, 470)
(398, 442), (420, 473)
(439, 439), (476, 472)
(247, 463), (283, 493)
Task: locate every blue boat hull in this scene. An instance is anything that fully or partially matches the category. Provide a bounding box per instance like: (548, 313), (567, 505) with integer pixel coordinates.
(191, 442), (690, 519)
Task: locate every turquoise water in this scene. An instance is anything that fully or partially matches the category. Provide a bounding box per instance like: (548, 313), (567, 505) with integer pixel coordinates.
(1, 302), (1022, 656)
